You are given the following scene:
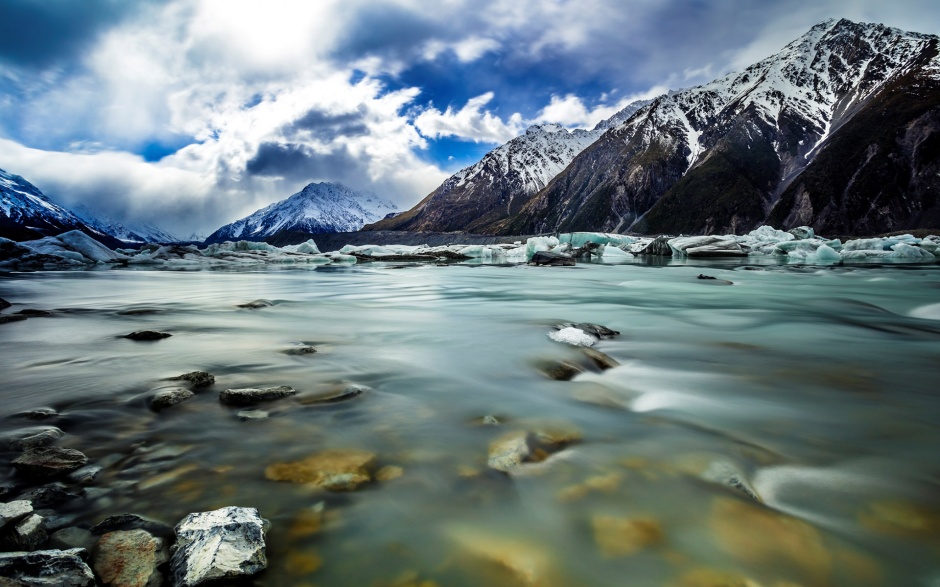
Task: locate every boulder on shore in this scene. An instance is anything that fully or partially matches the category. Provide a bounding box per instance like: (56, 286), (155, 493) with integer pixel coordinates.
(169, 507), (269, 587)
(529, 251), (575, 266)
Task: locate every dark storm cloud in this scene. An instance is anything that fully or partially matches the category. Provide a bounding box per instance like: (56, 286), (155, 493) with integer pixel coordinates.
(246, 142), (364, 185)
(330, 4), (444, 64)
(283, 108), (370, 141)
(0, 0), (161, 67)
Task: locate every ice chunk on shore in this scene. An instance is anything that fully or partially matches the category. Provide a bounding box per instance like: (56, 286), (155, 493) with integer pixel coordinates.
(23, 230), (128, 264)
(281, 239), (320, 254)
(748, 226), (795, 242)
(558, 232), (636, 249)
(525, 236), (560, 260)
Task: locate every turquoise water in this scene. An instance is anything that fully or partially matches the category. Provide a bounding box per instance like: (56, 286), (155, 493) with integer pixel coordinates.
(1, 261), (939, 586)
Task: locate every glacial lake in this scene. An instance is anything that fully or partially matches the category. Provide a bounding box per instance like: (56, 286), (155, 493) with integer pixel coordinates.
(2, 259), (940, 586)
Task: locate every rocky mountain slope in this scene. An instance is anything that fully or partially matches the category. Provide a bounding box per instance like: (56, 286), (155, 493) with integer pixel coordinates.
(365, 101), (650, 233)
(505, 19), (940, 236)
(0, 168), (122, 246)
(205, 182), (398, 244)
(73, 204), (180, 244)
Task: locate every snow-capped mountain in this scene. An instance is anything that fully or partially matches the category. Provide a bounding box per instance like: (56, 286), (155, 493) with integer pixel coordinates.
(0, 168), (104, 243)
(73, 204), (181, 244)
(366, 100), (651, 233)
(205, 182), (398, 244)
(507, 19), (940, 236)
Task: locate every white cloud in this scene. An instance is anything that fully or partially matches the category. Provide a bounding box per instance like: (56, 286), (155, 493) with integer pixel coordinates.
(534, 87), (668, 129)
(414, 93), (524, 143)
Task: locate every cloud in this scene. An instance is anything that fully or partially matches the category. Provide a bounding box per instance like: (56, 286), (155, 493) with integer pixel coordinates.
(533, 88), (667, 129)
(414, 93), (524, 143)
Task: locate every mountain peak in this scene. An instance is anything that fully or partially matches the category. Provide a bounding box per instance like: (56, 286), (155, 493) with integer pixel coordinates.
(205, 182), (397, 244)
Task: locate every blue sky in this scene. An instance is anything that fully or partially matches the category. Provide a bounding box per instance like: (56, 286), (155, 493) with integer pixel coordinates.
(0, 0), (938, 235)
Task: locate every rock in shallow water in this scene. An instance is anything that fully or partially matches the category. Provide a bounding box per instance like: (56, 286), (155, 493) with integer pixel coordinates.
(169, 506), (268, 587)
(0, 426), (65, 451)
(219, 386), (297, 406)
(265, 449), (376, 491)
(0, 314), (28, 325)
(123, 330), (172, 341)
(237, 299), (274, 309)
(0, 513), (48, 551)
(93, 529), (168, 587)
(12, 447), (88, 480)
(529, 251), (575, 266)
(150, 388), (194, 411)
(170, 371), (215, 388)
(0, 297), (10, 309)
(591, 515), (663, 557)
(0, 548), (94, 587)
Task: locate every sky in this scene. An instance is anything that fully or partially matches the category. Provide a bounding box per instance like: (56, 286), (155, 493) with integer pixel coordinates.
(0, 0), (938, 236)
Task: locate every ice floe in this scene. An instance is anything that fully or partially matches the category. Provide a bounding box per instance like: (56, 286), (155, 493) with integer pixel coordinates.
(1, 226), (937, 271)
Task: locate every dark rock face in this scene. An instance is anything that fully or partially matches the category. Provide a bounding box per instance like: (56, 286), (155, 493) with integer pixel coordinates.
(0, 297), (10, 309)
(169, 507), (268, 587)
(123, 331), (172, 341)
(529, 251), (575, 266)
(636, 236), (673, 256)
(219, 386), (297, 406)
(12, 448), (89, 480)
(0, 548), (94, 587)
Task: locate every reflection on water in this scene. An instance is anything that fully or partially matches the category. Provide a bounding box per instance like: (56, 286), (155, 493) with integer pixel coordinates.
(2, 261), (940, 586)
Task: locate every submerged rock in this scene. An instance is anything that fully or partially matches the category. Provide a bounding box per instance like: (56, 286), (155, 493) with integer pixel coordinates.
(0, 548), (95, 587)
(17, 408), (58, 421)
(219, 386), (297, 406)
(170, 371), (215, 388)
(582, 348), (619, 370)
(265, 449), (376, 491)
(49, 527), (96, 552)
(710, 497), (831, 585)
(237, 410), (269, 421)
(170, 506), (269, 587)
(448, 526), (560, 587)
(1, 426), (65, 451)
(0, 297), (10, 310)
(529, 251), (575, 266)
(123, 330), (172, 341)
(591, 515), (663, 557)
(283, 345), (317, 356)
(150, 388), (194, 411)
(538, 360), (583, 381)
(93, 529), (168, 587)
(0, 314), (28, 325)
(12, 447), (88, 480)
(237, 299), (274, 309)
(487, 431), (531, 472)
(297, 384), (368, 405)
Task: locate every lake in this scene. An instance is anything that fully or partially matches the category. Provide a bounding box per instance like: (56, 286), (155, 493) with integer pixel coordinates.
(1, 259), (939, 586)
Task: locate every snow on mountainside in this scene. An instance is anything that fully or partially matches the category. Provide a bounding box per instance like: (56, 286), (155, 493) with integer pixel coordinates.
(0, 168), (100, 242)
(205, 182), (398, 244)
(73, 204), (181, 244)
(366, 98), (651, 233)
(507, 18), (940, 236)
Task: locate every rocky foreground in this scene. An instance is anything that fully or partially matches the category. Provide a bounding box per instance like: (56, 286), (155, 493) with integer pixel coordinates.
(0, 226), (938, 272)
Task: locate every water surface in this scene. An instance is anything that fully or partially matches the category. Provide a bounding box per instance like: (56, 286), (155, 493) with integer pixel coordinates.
(1, 260), (939, 586)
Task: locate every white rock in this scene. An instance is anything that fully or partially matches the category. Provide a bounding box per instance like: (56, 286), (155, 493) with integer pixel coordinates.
(170, 506), (269, 587)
